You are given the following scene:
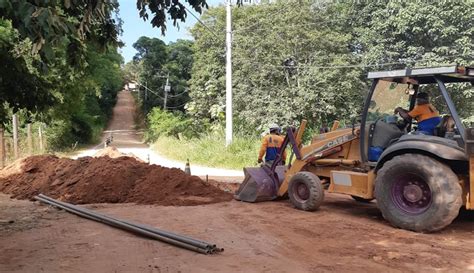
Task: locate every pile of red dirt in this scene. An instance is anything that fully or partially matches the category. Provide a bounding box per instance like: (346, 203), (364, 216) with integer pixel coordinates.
(93, 147), (144, 162)
(0, 155), (233, 206)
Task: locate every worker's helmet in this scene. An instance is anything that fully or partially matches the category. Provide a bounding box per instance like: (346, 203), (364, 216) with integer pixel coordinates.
(269, 123), (281, 133)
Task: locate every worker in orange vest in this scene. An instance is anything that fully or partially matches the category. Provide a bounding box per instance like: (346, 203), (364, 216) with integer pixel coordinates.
(395, 92), (441, 135)
(258, 123), (287, 166)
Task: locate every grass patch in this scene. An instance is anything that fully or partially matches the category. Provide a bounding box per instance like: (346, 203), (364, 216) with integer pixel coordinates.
(151, 135), (261, 170)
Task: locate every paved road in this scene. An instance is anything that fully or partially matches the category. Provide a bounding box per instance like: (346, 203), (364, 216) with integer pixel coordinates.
(75, 90), (243, 177)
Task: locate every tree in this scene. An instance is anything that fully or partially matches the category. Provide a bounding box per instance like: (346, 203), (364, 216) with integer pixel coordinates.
(136, 0), (208, 34)
(132, 37), (168, 111)
(123, 61), (143, 83)
(342, 1), (474, 121)
(189, 1), (366, 134)
(163, 40), (194, 111)
(0, 0), (208, 123)
(0, 19), (53, 122)
(0, 0), (121, 66)
(131, 37), (194, 112)
(0, 0), (209, 65)
(188, 0), (474, 135)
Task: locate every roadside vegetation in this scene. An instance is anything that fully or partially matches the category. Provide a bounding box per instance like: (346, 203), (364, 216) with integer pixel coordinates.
(0, 1), (206, 163)
(127, 1), (473, 169)
(145, 108), (259, 169)
(0, 2), (125, 161)
(152, 135), (260, 170)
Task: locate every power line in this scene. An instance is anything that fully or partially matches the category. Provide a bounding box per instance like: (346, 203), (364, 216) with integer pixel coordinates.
(136, 81), (189, 109)
(136, 82), (164, 99)
(184, 5), (220, 40)
(168, 91), (188, 98)
(232, 52), (473, 70)
(139, 85), (188, 99)
(166, 101), (189, 109)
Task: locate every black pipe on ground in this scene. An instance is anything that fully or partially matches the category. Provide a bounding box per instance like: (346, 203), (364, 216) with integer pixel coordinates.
(37, 194), (223, 252)
(34, 194), (222, 254)
(37, 194), (215, 251)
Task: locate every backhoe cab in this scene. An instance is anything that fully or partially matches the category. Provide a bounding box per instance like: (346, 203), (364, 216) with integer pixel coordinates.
(235, 65), (474, 232)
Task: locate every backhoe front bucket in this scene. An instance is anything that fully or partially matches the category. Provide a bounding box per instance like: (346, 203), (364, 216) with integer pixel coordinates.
(234, 166), (286, 202)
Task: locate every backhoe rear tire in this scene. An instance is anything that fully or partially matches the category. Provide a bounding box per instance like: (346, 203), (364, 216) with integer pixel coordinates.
(288, 172), (324, 211)
(375, 154), (462, 232)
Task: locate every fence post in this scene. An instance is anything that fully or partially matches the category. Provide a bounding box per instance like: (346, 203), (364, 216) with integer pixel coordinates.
(0, 126), (4, 168)
(12, 114), (19, 159)
(27, 123), (33, 155)
(38, 124), (44, 152)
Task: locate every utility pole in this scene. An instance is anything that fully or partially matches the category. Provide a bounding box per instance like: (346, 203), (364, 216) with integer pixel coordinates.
(0, 125), (4, 168)
(225, 0), (233, 146)
(38, 124), (44, 152)
(27, 123), (33, 155)
(164, 73), (170, 110)
(144, 84), (148, 103)
(12, 114), (19, 159)
(144, 80), (148, 113)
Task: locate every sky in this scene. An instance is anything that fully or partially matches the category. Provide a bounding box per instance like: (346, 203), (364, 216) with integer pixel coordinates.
(118, 0), (223, 62)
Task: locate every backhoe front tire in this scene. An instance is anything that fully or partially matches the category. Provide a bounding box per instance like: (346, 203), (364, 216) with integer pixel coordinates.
(288, 172), (324, 211)
(375, 154), (462, 232)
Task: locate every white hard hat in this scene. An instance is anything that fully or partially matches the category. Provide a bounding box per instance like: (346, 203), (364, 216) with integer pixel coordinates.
(269, 123), (280, 130)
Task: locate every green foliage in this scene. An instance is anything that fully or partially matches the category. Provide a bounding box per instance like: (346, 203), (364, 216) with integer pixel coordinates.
(0, 8), (123, 135)
(346, 2), (474, 67)
(136, 0), (208, 34)
(131, 38), (194, 113)
(188, 0), (474, 136)
(0, 0), (206, 124)
(0, 36), (123, 151)
(44, 119), (75, 151)
(146, 107), (198, 141)
(152, 134), (261, 170)
(0, 19), (54, 121)
(123, 61), (143, 83)
(0, 0), (122, 67)
(0, 0), (208, 66)
(164, 40), (194, 110)
(189, 1), (366, 135)
(44, 47), (124, 148)
(0, 0), (208, 154)
(343, 1), (474, 122)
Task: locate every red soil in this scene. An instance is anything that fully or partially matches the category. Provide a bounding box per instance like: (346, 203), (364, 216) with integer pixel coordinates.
(0, 155), (232, 206)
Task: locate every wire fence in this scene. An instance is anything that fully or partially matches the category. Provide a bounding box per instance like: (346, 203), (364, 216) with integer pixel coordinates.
(0, 123), (46, 168)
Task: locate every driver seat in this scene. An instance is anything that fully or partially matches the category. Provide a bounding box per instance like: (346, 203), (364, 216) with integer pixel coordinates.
(434, 115), (455, 137)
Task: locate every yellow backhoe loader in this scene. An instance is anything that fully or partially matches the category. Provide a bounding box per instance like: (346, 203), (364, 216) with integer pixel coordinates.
(235, 65), (474, 232)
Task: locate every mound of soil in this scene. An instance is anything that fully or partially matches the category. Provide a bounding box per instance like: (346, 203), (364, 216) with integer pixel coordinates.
(93, 147), (144, 162)
(0, 158), (26, 179)
(0, 155), (232, 206)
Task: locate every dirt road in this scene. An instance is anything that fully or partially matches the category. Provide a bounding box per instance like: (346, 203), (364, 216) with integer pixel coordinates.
(1, 90), (473, 272)
(75, 90), (243, 177)
(1, 193), (473, 272)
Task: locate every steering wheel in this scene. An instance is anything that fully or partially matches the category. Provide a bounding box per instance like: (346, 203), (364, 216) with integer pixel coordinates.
(396, 118), (410, 131)
(379, 115), (410, 131)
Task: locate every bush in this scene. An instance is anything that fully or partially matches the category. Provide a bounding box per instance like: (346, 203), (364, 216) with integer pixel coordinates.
(146, 107), (199, 140)
(45, 119), (75, 151)
(152, 133), (261, 170)
(45, 110), (103, 151)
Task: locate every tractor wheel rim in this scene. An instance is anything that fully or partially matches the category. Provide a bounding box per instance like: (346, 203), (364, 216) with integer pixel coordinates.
(295, 182), (310, 201)
(391, 173), (432, 215)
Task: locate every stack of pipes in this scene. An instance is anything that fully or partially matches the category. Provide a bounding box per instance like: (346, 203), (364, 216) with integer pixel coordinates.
(34, 194), (223, 255)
